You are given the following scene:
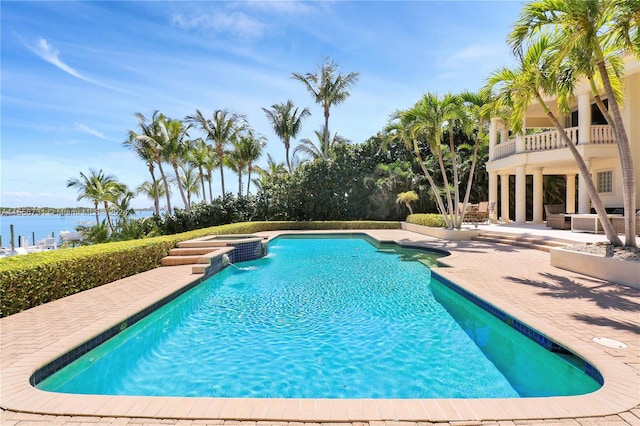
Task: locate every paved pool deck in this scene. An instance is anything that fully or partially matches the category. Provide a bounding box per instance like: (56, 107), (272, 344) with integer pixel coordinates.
(1, 226), (639, 425)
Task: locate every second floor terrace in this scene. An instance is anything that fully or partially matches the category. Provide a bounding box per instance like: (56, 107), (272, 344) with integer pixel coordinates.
(490, 124), (617, 161)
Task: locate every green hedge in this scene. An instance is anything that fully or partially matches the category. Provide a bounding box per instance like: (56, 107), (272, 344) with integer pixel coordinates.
(406, 214), (447, 228)
(0, 221), (400, 317)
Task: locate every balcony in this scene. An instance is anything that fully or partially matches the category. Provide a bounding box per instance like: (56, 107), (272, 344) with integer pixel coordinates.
(491, 125), (615, 161)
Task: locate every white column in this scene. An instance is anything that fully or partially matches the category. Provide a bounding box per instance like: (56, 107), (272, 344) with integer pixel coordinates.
(500, 126), (508, 144)
(578, 161), (591, 213)
(533, 168), (543, 223)
(566, 174), (577, 213)
(500, 174), (510, 221)
(489, 118), (499, 161)
(489, 171), (498, 223)
(578, 91), (591, 145)
(515, 166), (527, 223)
(515, 117), (526, 152)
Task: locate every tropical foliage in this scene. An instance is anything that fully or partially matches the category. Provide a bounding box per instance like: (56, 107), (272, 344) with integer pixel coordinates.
(496, 0), (638, 247)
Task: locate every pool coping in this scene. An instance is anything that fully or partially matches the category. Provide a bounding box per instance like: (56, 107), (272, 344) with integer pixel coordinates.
(1, 229), (639, 422)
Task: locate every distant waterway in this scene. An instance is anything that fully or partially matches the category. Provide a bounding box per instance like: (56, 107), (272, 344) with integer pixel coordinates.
(0, 211), (153, 247)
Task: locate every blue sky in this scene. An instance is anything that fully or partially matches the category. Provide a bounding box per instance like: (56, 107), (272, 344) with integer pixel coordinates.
(1, 1), (522, 209)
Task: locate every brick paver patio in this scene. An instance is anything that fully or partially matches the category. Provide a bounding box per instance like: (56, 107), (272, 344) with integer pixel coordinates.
(2, 228), (639, 425)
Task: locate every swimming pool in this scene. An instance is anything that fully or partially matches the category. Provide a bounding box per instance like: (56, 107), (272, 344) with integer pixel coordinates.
(36, 235), (600, 398)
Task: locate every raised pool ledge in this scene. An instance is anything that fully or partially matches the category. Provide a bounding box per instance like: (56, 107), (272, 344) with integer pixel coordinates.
(1, 229), (638, 422)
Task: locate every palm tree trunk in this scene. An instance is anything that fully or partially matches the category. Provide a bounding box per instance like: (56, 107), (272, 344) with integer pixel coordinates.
(238, 171), (243, 197)
(323, 107), (330, 158)
(461, 137), (481, 223)
(156, 159), (172, 214)
(207, 171), (213, 201)
(535, 92), (623, 246)
(449, 130), (462, 229)
(148, 164), (160, 216)
(436, 145), (456, 229)
(103, 201), (114, 232)
(285, 144), (292, 174)
(198, 166), (207, 203)
(93, 202), (100, 226)
(596, 59), (636, 247)
(172, 162), (190, 211)
(246, 166), (252, 196)
(219, 163), (226, 199)
(414, 141), (451, 228)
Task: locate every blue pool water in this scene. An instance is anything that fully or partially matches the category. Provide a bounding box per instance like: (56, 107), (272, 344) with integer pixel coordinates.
(37, 236), (600, 398)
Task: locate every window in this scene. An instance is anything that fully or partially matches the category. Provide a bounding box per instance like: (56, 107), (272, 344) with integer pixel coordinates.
(597, 170), (613, 193)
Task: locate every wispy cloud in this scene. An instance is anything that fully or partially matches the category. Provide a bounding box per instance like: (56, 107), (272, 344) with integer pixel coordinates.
(28, 37), (90, 82)
(75, 123), (109, 140)
(437, 43), (507, 68)
(171, 12), (266, 38)
(242, 0), (316, 15)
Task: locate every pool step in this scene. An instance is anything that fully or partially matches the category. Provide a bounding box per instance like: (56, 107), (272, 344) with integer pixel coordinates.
(472, 232), (567, 253)
(161, 255), (204, 266)
(168, 247), (218, 256)
(161, 245), (236, 272)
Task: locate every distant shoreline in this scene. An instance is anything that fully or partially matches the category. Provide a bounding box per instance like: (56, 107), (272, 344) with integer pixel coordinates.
(0, 207), (154, 216)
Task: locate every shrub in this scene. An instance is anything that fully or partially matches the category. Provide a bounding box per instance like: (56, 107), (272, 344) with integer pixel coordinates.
(0, 220), (400, 317)
(406, 214), (447, 228)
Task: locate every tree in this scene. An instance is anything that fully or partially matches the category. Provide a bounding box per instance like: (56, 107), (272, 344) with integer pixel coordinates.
(396, 191), (419, 215)
(262, 100), (310, 173)
(292, 58), (359, 158)
(487, 34), (623, 246)
(398, 93), (468, 229)
(509, 0), (636, 247)
(293, 126), (349, 162)
(187, 138), (210, 203)
(67, 168), (122, 232)
(252, 153), (287, 191)
(228, 130), (266, 196)
(128, 111), (173, 214)
(160, 116), (192, 211)
(123, 130), (160, 215)
(137, 180), (168, 212)
(179, 165), (200, 207)
(186, 109), (247, 200)
(459, 88), (496, 221)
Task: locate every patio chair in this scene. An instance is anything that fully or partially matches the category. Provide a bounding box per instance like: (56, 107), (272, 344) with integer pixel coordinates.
(544, 204), (571, 230)
(610, 210), (640, 236)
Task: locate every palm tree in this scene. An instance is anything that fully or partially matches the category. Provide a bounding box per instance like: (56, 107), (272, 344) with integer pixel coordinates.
(227, 138), (248, 197)
(123, 131), (160, 215)
(385, 111), (450, 227)
(262, 100), (310, 173)
(401, 93), (467, 229)
(243, 131), (266, 196)
(160, 117), (192, 211)
(292, 58), (359, 158)
(202, 144), (219, 201)
(509, 0), (636, 247)
(128, 111), (173, 214)
(187, 138), (210, 203)
(459, 88), (496, 220)
(252, 153), (287, 191)
(396, 191), (419, 215)
(293, 126), (349, 162)
(67, 168), (122, 231)
(137, 180), (168, 212)
(186, 109), (247, 199)
(487, 35), (623, 246)
(179, 165), (200, 207)
(67, 169), (104, 226)
(227, 131), (266, 196)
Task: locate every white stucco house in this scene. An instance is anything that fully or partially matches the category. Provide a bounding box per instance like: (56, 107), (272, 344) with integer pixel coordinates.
(486, 55), (640, 225)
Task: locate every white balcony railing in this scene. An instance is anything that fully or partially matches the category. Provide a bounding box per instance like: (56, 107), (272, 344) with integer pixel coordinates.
(492, 125), (615, 160)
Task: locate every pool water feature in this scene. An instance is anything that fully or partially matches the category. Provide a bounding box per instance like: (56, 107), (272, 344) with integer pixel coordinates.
(36, 235), (601, 398)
